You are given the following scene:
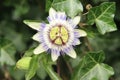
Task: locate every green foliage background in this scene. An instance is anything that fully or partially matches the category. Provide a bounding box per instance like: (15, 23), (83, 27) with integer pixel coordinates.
(0, 0), (120, 80)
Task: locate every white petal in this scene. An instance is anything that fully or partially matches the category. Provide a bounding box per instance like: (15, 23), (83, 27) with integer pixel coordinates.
(58, 12), (65, 16)
(51, 52), (59, 62)
(32, 32), (40, 42)
(73, 16), (81, 25)
(75, 29), (87, 37)
(67, 48), (77, 58)
(57, 12), (66, 19)
(24, 20), (40, 31)
(73, 39), (81, 45)
(33, 44), (45, 54)
(49, 7), (56, 18)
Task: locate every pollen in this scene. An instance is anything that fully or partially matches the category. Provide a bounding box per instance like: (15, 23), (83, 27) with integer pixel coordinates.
(49, 25), (69, 45)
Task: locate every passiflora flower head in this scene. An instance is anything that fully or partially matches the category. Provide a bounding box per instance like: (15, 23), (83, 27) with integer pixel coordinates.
(24, 8), (87, 61)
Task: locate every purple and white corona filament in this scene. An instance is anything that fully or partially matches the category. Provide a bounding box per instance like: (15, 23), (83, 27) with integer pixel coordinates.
(24, 8), (87, 61)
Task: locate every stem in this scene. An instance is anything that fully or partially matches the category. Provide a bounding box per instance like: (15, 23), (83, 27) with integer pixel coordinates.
(65, 61), (73, 74)
(79, 23), (88, 28)
(36, 0), (44, 11)
(57, 59), (60, 76)
(82, 12), (89, 15)
(43, 62), (62, 80)
(3, 64), (11, 80)
(84, 37), (93, 51)
(63, 56), (73, 74)
(57, 56), (73, 80)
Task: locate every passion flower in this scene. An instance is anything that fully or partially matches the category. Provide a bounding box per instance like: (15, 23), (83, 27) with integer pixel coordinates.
(24, 8), (87, 61)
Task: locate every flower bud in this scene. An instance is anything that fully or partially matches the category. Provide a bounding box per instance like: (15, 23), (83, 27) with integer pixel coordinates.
(16, 57), (32, 70)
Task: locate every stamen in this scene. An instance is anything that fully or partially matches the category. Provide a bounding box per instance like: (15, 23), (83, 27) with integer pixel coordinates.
(49, 25), (69, 45)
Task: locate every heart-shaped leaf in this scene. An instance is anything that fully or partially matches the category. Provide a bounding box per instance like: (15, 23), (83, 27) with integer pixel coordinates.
(87, 2), (117, 34)
(72, 51), (114, 80)
(0, 38), (16, 66)
(52, 0), (83, 18)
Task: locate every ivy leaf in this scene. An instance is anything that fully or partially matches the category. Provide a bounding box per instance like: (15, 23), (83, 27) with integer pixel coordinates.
(72, 51), (114, 80)
(52, 0), (83, 18)
(87, 2), (117, 34)
(45, 0), (53, 12)
(0, 21), (26, 52)
(0, 38), (16, 66)
(25, 55), (39, 80)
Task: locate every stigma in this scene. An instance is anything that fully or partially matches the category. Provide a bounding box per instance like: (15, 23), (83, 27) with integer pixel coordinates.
(49, 25), (69, 45)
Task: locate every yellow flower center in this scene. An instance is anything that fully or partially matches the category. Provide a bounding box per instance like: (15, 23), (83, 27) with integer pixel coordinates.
(49, 25), (69, 45)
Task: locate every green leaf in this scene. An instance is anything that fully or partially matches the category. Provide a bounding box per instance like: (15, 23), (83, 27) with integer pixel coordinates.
(0, 21), (27, 52)
(12, 1), (29, 20)
(0, 38), (16, 66)
(52, 0), (83, 18)
(10, 69), (25, 80)
(87, 2), (117, 34)
(25, 55), (39, 80)
(45, 0), (53, 12)
(72, 51), (114, 80)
